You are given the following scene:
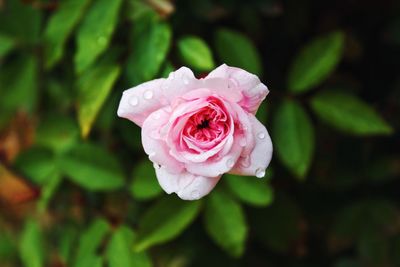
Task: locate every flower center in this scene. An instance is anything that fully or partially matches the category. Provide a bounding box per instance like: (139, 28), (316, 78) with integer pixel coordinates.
(197, 119), (209, 129)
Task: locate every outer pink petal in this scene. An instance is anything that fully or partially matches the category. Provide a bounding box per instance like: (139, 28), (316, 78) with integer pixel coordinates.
(162, 67), (198, 104)
(206, 64), (269, 114)
(155, 166), (221, 200)
(117, 79), (166, 127)
(197, 78), (243, 103)
(142, 108), (184, 174)
(230, 114), (273, 177)
(117, 67), (197, 127)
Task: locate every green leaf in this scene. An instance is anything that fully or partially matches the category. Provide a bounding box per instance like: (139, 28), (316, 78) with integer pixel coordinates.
(288, 31), (345, 93)
(19, 220), (44, 267)
(44, 0), (91, 69)
(74, 219), (110, 267)
(310, 90), (393, 135)
(58, 226), (78, 265)
(215, 28), (262, 76)
(74, 0), (123, 73)
(95, 92), (119, 131)
(0, 0), (41, 44)
(127, 0), (158, 21)
(177, 36), (215, 71)
(0, 229), (16, 261)
(134, 196), (201, 252)
(15, 147), (58, 185)
(160, 61), (175, 78)
(36, 114), (80, 154)
(75, 255), (102, 267)
(204, 190), (248, 257)
(130, 160), (162, 200)
(0, 54), (38, 115)
(272, 99), (315, 179)
(60, 143), (125, 191)
(126, 20), (171, 85)
(107, 226), (152, 267)
(37, 174), (62, 212)
(0, 34), (15, 58)
(224, 174), (274, 207)
(14, 146), (62, 211)
(77, 58), (121, 137)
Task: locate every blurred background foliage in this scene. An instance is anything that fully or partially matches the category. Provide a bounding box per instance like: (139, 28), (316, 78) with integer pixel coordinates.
(0, 0), (399, 266)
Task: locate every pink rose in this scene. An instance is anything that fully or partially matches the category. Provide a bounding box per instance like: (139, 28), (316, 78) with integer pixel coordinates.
(118, 64), (272, 200)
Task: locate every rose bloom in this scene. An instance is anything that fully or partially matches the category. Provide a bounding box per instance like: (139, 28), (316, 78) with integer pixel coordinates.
(118, 64), (272, 200)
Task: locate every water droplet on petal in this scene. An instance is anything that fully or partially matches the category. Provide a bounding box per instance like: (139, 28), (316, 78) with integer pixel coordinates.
(143, 90), (153, 100)
(191, 190), (200, 199)
(129, 96), (139, 106)
(148, 151), (156, 158)
(153, 163), (161, 169)
(255, 168), (266, 178)
(257, 132), (266, 139)
(226, 158), (235, 168)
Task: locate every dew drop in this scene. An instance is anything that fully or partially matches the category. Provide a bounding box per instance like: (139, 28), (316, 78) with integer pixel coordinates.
(129, 96), (139, 106)
(143, 90), (153, 100)
(226, 158), (235, 168)
(148, 151), (156, 158)
(257, 132), (266, 139)
(191, 190), (200, 199)
(255, 168), (266, 178)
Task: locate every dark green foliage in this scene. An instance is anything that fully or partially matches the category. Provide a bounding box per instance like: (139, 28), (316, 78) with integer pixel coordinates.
(0, 0), (398, 267)
(273, 99), (315, 179)
(130, 160), (163, 200)
(134, 196), (201, 252)
(215, 28), (263, 76)
(204, 189), (248, 257)
(177, 36), (215, 71)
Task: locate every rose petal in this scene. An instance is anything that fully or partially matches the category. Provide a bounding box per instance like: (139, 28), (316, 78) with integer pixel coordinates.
(117, 79), (165, 127)
(118, 67), (198, 127)
(206, 64), (269, 114)
(230, 114), (273, 177)
(185, 133), (243, 177)
(228, 101), (255, 157)
(155, 166), (221, 200)
(199, 77), (243, 103)
(166, 95), (235, 164)
(162, 67), (198, 104)
(142, 108), (185, 174)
